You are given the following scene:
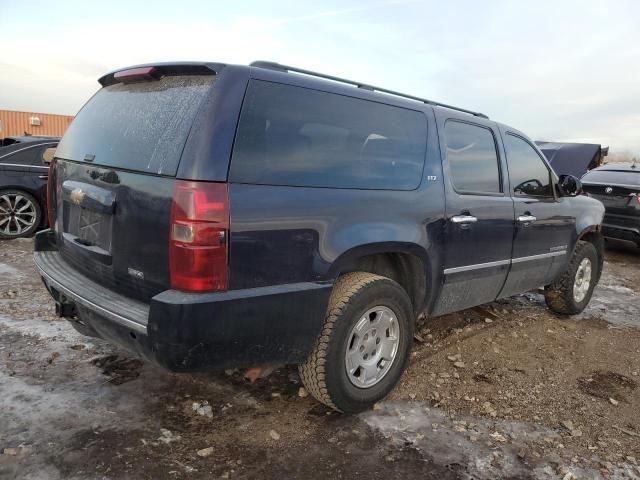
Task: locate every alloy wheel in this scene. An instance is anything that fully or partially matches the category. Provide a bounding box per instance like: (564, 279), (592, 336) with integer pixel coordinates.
(0, 193), (37, 238)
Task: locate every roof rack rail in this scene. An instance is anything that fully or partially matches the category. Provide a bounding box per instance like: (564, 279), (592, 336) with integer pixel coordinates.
(250, 61), (489, 119)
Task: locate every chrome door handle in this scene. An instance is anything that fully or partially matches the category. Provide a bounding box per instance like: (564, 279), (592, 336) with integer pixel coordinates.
(451, 215), (478, 224)
(38, 175), (48, 179)
(517, 215), (537, 225)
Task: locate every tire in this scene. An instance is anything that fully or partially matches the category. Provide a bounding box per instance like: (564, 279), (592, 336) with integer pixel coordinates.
(544, 241), (599, 315)
(299, 272), (414, 413)
(0, 189), (42, 240)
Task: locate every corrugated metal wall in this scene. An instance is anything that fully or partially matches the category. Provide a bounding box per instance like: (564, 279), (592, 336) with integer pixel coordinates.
(0, 110), (74, 139)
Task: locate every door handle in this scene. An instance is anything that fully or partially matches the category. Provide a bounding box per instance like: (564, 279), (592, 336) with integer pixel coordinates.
(451, 215), (478, 224)
(517, 214), (537, 225)
(38, 175), (48, 179)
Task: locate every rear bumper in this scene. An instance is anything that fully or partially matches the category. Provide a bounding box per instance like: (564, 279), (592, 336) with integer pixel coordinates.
(34, 229), (333, 371)
(602, 214), (640, 245)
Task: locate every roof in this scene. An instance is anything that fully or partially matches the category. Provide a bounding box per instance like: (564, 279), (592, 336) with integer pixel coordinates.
(535, 141), (607, 178)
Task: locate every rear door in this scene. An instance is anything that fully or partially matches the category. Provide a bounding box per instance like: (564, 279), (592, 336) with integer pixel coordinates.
(0, 142), (53, 198)
(0, 143), (52, 177)
(51, 71), (216, 301)
(432, 115), (515, 315)
(498, 131), (575, 297)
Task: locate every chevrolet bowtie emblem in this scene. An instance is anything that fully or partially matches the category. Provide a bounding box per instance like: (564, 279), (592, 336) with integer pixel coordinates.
(70, 188), (86, 205)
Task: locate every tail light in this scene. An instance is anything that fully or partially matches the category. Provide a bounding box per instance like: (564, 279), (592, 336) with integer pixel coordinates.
(170, 180), (229, 292)
(46, 158), (57, 229)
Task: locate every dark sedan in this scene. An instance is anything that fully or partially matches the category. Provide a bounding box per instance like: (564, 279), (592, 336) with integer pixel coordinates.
(582, 163), (640, 248)
(0, 139), (57, 239)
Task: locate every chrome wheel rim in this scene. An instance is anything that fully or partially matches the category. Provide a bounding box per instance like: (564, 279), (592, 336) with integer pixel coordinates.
(0, 193), (37, 237)
(573, 257), (592, 303)
(345, 306), (400, 389)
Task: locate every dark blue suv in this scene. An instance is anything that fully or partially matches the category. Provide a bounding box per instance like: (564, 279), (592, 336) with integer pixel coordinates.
(34, 61), (605, 412)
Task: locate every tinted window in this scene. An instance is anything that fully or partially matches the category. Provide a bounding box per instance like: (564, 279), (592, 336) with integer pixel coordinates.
(56, 75), (214, 176)
(582, 169), (640, 186)
(445, 121), (501, 194)
(505, 134), (553, 197)
(0, 146), (39, 165)
(230, 80), (427, 190)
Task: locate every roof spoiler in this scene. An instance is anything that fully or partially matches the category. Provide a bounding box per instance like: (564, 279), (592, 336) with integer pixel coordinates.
(98, 62), (224, 87)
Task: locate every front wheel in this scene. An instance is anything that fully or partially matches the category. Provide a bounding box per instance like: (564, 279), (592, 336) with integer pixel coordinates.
(298, 272), (414, 413)
(544, 241), (599, 315)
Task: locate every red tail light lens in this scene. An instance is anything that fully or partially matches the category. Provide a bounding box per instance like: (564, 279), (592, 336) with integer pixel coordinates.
(46, 158), (56, 229)
(170, 181), (229, 292)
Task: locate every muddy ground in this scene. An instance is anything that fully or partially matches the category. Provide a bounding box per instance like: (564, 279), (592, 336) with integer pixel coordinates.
(0, 238), (639, 480)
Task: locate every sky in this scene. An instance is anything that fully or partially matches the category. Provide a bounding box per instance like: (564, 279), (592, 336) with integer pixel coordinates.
(1, 0), (639, 154)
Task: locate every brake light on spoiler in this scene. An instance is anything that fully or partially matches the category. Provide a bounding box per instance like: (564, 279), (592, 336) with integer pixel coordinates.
(170, 181), (229, 292)
(113, 66), (161, 83)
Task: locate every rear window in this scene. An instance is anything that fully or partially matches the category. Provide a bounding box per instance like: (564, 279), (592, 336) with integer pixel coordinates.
(230, 80), (427, 190)
(56, 75), (214, 176)
(582, 169), (640, 186)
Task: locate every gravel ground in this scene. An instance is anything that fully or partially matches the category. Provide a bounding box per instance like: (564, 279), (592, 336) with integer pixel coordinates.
(0, 238), (639, 480)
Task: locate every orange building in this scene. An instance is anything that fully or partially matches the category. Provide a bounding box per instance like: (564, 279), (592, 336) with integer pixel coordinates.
(0, 109), (74, 139)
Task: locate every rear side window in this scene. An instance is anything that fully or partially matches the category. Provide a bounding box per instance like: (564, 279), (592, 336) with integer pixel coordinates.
(444, 121), (501, 194)
(582, 169), (640, 186)
(505, 134), (553, 197)
(0, 145), (52, 166)
(55, 75), (215, 176)
(230, 80), (427, 190)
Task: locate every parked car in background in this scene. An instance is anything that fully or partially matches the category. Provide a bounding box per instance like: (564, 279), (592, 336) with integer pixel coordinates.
(34, 61), (604, 413)
(582, 162), (640, 248)
(0, 139), (57, 239)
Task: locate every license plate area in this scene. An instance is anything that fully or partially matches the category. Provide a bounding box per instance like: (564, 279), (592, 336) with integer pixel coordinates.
(63, 202), (113, 253)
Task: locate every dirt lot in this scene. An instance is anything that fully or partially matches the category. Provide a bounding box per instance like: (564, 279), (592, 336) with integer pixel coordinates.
(1, 239), (639, 480)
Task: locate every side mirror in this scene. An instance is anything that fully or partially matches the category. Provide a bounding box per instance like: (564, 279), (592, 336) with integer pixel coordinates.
(558, 174), (582, 197)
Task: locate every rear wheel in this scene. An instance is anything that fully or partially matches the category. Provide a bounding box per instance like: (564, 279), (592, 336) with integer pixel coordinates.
(299, 272), (414, 413)
(544, 241), (599, 315)
(0, 190), (41, 239)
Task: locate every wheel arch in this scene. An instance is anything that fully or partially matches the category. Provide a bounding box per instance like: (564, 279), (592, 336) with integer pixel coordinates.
(325, 242), (434, 315)
(575, 225), (604, 282)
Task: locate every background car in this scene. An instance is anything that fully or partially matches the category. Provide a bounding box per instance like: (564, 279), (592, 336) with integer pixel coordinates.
(0, 139), (57, 239)
(582, 162), (640, 248)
